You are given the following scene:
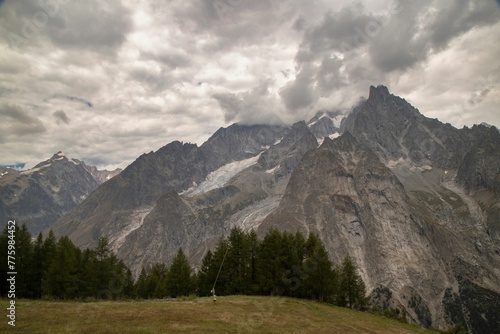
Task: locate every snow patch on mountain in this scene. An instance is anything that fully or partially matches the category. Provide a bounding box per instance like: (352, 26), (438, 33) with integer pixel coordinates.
(307, 111), (344, 128)
(329, 133), (340, 140)
(231, 196), (281, 232)
(317, 133), (340, 146)
(182, 155), (261, 196)
(20, 164), (51, 175)
(265, 165), (280, 174)
(109, 206), (154, 252)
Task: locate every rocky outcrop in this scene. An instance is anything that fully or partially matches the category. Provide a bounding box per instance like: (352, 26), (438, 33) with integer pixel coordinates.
(259, 133), (454, 326)
(256, 121), (318, 179)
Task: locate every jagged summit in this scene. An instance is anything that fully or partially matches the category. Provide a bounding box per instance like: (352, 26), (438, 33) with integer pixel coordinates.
(319, 130), (356, 148)
(307, 110), (344, 142)
(368, 84), (390, 99)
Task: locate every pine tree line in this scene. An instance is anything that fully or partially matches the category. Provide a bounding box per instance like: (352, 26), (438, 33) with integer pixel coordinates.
(135, 248), (194, 298)
(196, 227), (368, 309)
(0, 225), (133, 299)
(0, 225), (368, 310)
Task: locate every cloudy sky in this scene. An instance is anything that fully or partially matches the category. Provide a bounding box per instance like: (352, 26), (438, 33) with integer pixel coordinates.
(0, 0), (499, 170)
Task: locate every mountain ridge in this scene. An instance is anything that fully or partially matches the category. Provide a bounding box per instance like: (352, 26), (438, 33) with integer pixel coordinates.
(0, 152), (121, 234)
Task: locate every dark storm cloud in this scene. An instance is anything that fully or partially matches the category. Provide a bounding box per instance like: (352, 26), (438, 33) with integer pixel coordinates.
(281, 0), (500, 113)
(213, 80), (285, 125)
(0, 0), (132, 53)
(279, 64), (316, 111)
(297, 1), (499, 74)
(0, 104), (46, 138)
(316, 56), (346, 93)
(428, 1), (500, 50)
(213, 93), (243, 122)
(169, 0), (298, 53)
(0, 0), (498, 168)
(296, 3), (384, 62)
(127, 67), (181, 93)
(369, 0), (500, 72)
(143, 51), (192, 69)
(45, 2), (133, 52)
(53, 110), (70, 125)
(467, 88), (491, 107)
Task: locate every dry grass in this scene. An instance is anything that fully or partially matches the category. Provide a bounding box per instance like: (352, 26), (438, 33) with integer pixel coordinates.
(2, 296), (437, 333)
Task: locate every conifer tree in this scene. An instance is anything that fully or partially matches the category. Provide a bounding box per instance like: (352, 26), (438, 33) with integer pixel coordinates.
(30, 233), (45, 298)
(43, 230), (58, 263)
(302, 233), (337, 302)
(210, 237), (230, 295)
(197, 250), (214, 296)
(279, 231), (298, 296)
(16, 224), (34, 298)
(135, 267), (151, 299)
(42, 236), (82, 299)
(226, 227), (252, 294)
(80, 248), (98, 297)
(76, 236), (132, 299)
(0, 226), (10, 296)
(257, 229), (286, 295)
(339, 255), (368, 309)
(166, 248), (193, 297)
(150, 263), (169, 298)
(124, 268), (135, 297)
(248, 230), (260, 294)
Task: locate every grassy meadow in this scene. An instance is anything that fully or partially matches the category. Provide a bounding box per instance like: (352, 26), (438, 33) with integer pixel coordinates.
(2, 296), (438, 333)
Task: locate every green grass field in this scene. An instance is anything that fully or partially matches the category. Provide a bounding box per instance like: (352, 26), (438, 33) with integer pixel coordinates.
(2, 296), (437, 333)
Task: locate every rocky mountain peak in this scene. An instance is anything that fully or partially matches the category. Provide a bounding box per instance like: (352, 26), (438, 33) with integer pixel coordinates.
(291, 120), (309, 132)
(320, 130), (356, 149)
(368, 84), (390, 100)
(256, 120), (317, 175)
(0, 152), (110, 235)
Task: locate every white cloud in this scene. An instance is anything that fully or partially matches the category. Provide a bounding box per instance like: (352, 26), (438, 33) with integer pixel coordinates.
(0, 0), (498, 168)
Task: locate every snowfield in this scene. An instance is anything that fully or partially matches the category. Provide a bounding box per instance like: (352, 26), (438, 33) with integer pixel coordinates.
(182, 155), (261, 196)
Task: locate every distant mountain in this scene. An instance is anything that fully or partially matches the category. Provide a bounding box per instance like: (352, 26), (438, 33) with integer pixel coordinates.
(46, 85), (500, 332)
(49, 125), (289, 251)
(0, 152), (121, 234)
(307, 109), (344, 140)
(0, 163), (25, 170)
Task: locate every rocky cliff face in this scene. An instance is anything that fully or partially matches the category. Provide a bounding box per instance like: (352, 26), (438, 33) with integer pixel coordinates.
(112, 121), (321, 275)
(260, 86), (500, 332)
(50, 124), (288, 249)
(0, 152), (120, 234)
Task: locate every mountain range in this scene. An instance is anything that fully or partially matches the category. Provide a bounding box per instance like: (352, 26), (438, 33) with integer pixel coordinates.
(0, 152), (121, 235)
(7, 85), (499, 332)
